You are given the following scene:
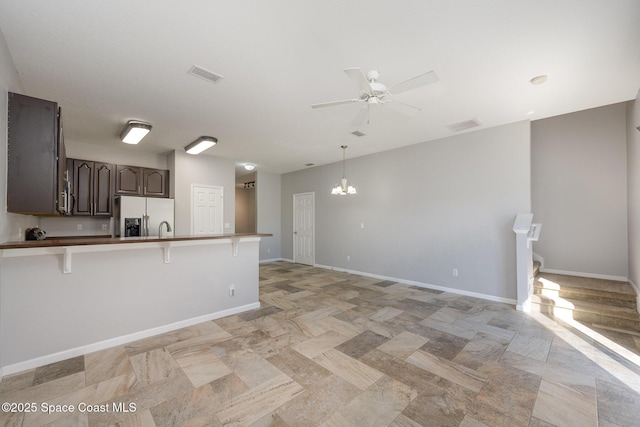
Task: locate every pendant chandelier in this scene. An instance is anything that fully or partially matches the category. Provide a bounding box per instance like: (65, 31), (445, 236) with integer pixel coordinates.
(331, 145), (357, 195)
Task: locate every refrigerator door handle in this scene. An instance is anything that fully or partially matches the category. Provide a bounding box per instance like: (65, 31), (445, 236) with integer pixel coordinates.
(144, 215), (150, 236)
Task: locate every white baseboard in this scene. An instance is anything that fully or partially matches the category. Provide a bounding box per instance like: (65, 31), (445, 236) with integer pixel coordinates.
(540, 268), (628, 282)
(259, 257), (285, 263)
(628, 279), (640, 315)
(0, 302), (260, 378)
(314, 264), (516, 305)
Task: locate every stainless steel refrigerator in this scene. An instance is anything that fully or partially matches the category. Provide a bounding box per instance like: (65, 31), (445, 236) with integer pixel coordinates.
(114, 196), (175, 237)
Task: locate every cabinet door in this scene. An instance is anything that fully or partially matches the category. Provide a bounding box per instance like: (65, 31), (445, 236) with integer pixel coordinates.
(7, 92), (60, 215)
(72, 159), (94, 216)
(115, 165), (142, 195)
(94, 163), (114, 216)
(143, 168), (169, 197)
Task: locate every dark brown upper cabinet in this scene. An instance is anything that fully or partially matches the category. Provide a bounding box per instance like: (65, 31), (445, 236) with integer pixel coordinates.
(69, 159), (114, 216)
(7, 92), (68, 215)
(115, 165), (169, 197)
(143, 168), (169, 197)
(115, 165), (142, 196)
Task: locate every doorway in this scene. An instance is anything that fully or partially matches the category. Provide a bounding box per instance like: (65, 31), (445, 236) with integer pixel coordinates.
(293, 192), (315, 265)
(191, 184), (223, 234)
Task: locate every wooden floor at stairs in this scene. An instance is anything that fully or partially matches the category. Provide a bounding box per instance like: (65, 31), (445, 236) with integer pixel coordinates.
(532, 269), (640, 356)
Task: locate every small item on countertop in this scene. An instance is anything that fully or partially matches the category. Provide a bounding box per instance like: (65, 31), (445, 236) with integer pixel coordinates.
(25, 227), (47, 240)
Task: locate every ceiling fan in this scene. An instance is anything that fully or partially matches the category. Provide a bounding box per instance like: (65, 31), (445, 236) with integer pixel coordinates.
(311, 68), (438, 126)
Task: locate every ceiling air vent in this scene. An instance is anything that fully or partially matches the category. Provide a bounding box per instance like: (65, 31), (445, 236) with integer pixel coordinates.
(188, 65), (224, 84)
(305, 163), (315, 167)
(351, 130), (366, 137)
(448, 118), (482, 132)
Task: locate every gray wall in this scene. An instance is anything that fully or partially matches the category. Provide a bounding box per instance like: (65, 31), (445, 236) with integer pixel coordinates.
(532, 103), (628, 279)
(282, 121), (531, 301)
(628, 92), (640, 289)
(257, 171), (282, 261)
(172, 150), (236, 235)
(0, 29), (36, 243)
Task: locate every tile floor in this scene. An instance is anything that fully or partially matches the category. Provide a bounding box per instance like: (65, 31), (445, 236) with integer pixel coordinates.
(1, 261), (639, 426)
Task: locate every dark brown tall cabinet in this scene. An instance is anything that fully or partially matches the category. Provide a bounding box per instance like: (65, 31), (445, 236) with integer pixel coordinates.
(7, 92), (68, 215)
(69, 159), (114, 216)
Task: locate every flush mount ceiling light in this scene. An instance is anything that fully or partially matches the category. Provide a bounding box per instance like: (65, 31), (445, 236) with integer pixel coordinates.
(120, 120), (152, 144)
(530, 75), (548, 85)
(185, 136), (217, 155)
(244, 163), (256, 171)
(331, 145), (357, 196)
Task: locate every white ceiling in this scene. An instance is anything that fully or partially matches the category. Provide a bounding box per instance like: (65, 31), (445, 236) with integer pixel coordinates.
(1, 1), (639, 177)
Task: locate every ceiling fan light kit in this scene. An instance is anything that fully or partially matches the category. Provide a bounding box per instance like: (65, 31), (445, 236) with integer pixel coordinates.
(331, 145), (357, 196)
(312, 67), (438, 126)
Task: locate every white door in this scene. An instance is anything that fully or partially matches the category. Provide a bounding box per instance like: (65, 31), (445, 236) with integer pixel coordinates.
(293, 192), (314, 265)
(192, 185), (223, 235)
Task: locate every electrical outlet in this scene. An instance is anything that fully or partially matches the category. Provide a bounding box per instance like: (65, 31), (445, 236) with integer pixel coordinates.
(453, 269), (459, 277)
(76, 224), (83, 231)
(101, 223), (108, 231)
(347, 255), (351, 261)
(360, 223), (365, 229)
(229, 284), (235, 296)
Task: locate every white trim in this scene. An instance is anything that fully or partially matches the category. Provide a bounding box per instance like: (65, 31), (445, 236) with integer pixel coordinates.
(540, 268), (628, 282)
(260, 257), (285, 263)
(628, 279), (640, 315)
(314, 263), (517, 305)
(1, 302), (260, 378)
(532, 252), (544, 269)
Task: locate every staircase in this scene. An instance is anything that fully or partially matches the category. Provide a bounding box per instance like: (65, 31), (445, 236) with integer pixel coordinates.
(531, 263), (640, 334)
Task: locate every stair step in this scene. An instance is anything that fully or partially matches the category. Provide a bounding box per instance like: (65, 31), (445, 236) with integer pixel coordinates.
(534, 283), (636, 309)
(530, 272), (640, 332)
(531, 294), (640, 332)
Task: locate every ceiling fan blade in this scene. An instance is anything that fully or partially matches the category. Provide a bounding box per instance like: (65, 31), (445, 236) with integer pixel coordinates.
(344, 68), (372, 92)
(311, 99), (360, 109)
(390, 70), (439, 95)
(385, 99), (422, 116)
(351, 106), (369, 127)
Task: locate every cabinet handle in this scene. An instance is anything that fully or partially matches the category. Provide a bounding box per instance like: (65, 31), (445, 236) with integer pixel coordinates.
(59, 191), (68, 214)
(138, 186), (141, 194)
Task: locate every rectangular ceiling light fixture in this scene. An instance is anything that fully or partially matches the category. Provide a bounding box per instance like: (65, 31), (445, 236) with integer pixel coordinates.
(188, 65), (224, 84)
(120, 120), (152, 144)
(185, 136), (218, 155)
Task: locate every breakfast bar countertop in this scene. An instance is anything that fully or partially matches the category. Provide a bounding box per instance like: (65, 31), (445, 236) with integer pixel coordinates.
(0, 233), (272, 250)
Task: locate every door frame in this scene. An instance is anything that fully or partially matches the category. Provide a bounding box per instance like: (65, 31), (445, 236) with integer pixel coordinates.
(191, 184), (224, 235)
(293, 191), (315, 265)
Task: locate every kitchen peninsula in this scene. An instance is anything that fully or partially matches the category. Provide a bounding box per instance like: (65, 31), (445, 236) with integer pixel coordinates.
(0, 233), (270, 376)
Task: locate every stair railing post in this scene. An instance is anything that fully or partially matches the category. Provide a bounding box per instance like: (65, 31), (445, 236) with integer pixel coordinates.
(513, 214), (541, 312)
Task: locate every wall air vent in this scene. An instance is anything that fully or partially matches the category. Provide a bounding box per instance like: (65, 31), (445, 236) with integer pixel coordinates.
(351, 130), (366, 137)
(188, 65), (224, 84)
(448, 118), (482, 132)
